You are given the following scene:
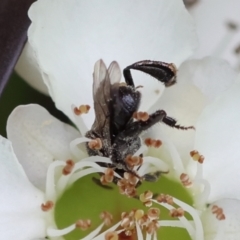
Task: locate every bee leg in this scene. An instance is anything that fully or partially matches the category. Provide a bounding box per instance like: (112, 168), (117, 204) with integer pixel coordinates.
(123, 60), (177, 88)
(118, 110), (168, 138)
(118, 110), (194, 139)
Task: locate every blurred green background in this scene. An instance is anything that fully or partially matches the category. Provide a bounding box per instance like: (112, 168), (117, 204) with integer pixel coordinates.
(0, 72), (69, 137)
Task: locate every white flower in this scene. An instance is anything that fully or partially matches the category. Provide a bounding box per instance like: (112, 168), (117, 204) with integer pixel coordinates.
(187, 0), (240, 70)
(2, 0), (240, 239)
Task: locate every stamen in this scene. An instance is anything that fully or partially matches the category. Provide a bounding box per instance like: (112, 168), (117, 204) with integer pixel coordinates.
(144, 138), (162, 148)
(158, 132), (185, 175)
(91, 222), (122, 240)
(190, 150), (204, 164)
(71, 105), (88, 135)
(133, 111), (149, 121)
(46, 160), (66, 201)
(75, 219), (91, 230)
(117, 172), (139, 197)
(68, 167), (105, 186)
(125, 155), (143, 168)
(159, 220), (185, 228)
(140, 191), (153, 207)
(146, 220), (159, 235)
(153, 198), (195, 238)
(57, 160), (106, 195)
(62, 159), (75, 175)
(193, 179), (211, 209)
(137, 156), (169, 176)
(169, 208), (185, 218)
(73, 105), (90, 115)
(156, 194), (173, 205)
(140, 191), (153, 202)
(105, 231), (118, 240)
(180, 173), (193, 188)
(211, 205), (226, 220)
(47, 224), (76, 237)
(172, 197), (204, 240)
(135, 209), (144, 220)
(88, 138), (102, 150)
(100, 168), (114, 185)
(41, 201), (54, 211)
(70, 137), (91, 158)
(147, 208), (160, 220)
(100, 211), (113, 226)
(135, 222), (144, 240)
(123, 172), (139, 185)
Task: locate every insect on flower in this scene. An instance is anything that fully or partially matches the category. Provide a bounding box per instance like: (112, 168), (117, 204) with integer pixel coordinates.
(86, 59), (194, 183)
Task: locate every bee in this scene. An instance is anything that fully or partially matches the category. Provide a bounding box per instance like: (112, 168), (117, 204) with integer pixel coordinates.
(86, 59), (193, 182)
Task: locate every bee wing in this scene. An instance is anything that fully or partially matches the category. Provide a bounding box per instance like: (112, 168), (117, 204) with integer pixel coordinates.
(92, 60), (122, 140)
(108, 61), (121, 85)
(93, 59), (110, 133)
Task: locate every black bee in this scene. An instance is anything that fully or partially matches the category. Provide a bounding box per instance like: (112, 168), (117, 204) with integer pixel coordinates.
(86, 59), (193, 182)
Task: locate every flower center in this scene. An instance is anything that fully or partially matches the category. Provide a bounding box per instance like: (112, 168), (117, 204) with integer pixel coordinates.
(40, 105), (210, 240)
(55, 173), (193, 240)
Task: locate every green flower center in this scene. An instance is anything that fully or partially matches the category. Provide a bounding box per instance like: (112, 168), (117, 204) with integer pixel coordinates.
(55, 173), (193, 239)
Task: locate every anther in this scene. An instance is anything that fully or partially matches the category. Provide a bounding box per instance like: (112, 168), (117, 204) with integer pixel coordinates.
(140, 191), (153, 202)
(124, 172), (138, 183)
(169, 208), (185, 218)
(180, 173), (192, 187)
(100, 211), (113, 226)
(133, 111), (149, 121)
(88, 138), (102, 150)
(134, 209), (144, 220)
(125, 155), (143, 167)
(100, 168), (114, 185)
(144, 138), (162, 148)
(75, 219), (91, 230)
(41, 201), (54, 211)
(190, 150), (205, 164)
(118, 173), (139, 197)
(148, 208), (160, 220)
(105, 231), (119, 240)
(73, 105), (90, 115)
(138, 214), (150, 227)
(140, 191), (153, 206)
(125, 186), (137, 198)
(62, 159), (75, 175)
(211, 205), (226, 220)
(146, 220), (159, 235)
(156, 194), (173, 205)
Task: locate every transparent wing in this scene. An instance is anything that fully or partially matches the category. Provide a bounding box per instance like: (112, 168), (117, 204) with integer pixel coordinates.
(91, 59), (111, 141)
(108, 61), (121, 85)
(91, 60), (122, 141)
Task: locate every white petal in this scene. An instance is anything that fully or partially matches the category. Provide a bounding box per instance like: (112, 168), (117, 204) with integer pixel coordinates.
(15, 42), (49, 95)
(7, 104), (80, 191)
(0, 136), (46, 239)
(193, 78), (240, 202)
(178, 57), (238, 101)
(190, 0), (240, 68)
(28, 0), (198, 128)
(201, 199), (240, 240)
(147, 57), (237, 164)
